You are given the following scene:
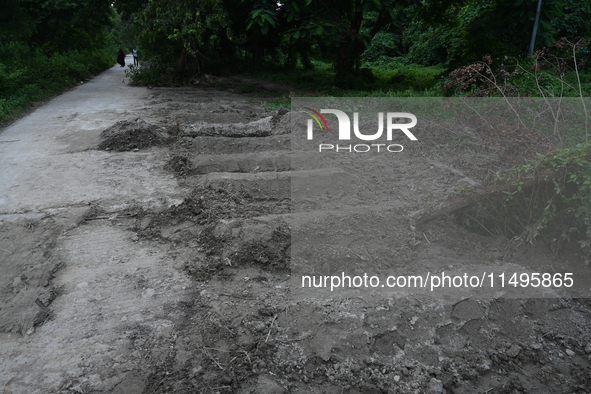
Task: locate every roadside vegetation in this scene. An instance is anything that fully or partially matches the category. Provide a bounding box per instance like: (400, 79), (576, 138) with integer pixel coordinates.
(118, 0), (590, 96)
(0, 45), (114, 124)
(0, 0), (126, 125)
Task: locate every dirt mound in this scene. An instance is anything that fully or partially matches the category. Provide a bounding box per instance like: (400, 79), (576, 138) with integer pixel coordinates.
(130, 185), (290, 251)
(181, 110), (291, 138)
(97, 118), (172, 151)
(182, 116), (274, 138)
(197, 218), (291, 272)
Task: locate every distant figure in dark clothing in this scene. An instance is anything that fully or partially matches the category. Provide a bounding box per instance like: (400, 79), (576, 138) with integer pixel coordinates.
(132, 48), (139, 66)
(117, 49), (125, 67)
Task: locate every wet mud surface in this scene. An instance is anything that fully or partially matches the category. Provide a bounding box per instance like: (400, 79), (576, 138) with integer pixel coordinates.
(1, 71), (591, 393)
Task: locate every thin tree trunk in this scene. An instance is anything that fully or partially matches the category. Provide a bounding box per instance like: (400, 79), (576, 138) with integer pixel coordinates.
(177, 48), (188, 77)
(334, 7), (392, 81)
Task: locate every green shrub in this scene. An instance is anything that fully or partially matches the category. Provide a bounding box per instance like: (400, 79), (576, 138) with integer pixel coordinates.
(385, 64), (447, 90)
(445, 40), (591, 99)
(125, 62), (177, 86)
(266, 97), (290, 110)
(458, 142), (591, 258)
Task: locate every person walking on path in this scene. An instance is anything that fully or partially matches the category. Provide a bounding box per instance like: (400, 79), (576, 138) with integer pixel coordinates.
(117, 48), (125, 67)
(132, 48), (139, 66)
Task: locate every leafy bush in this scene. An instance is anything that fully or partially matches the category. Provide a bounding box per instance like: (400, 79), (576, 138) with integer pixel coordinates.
(238, 57), (445, 97)
(128, 0), (233, 84)
(458, 142), (591, 259)
(444, 39), (591, 100)
(361, 31), (406, 63)
(385, 64), (447, 90)
(125, 62), (177, 86)
(403, 22), (463, 66)
(266, 97), (290, 110)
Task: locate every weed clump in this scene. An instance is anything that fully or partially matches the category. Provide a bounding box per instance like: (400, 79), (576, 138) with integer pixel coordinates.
(458, 142), (591, 259)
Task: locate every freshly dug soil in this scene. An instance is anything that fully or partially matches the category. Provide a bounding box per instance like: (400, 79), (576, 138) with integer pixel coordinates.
(98, 118), (172, 151)
(1, 70), (590, 394)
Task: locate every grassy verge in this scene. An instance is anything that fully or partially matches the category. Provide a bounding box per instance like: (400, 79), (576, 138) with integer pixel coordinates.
(0, 43), (116, 126)
(240, 59), (447, 98)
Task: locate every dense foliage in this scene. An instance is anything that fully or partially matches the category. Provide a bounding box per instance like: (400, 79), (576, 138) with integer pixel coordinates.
(0, 0), (119, 123)
(115, 0), (591, 88)
(0, 43), (114, 122)
(130, 0), (232, 83)
(2, 0), (590, 95)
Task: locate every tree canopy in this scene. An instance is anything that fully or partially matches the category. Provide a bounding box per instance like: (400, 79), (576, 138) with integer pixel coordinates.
(1, 0), (589, 87)
(110, 0), (589, 83)
(1, 0), (115, 52)
(0, 0), (120, 123)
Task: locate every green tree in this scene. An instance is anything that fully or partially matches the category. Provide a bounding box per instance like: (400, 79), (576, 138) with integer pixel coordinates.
(554, 0), (591, 39)
(398, 0), (588, 66)
(0, 0), (118, 122)
(129, 0), (232, 79)
(1, 0), (114, 53)
(242, 0), (412, 82)
(462, 0), (565, 58)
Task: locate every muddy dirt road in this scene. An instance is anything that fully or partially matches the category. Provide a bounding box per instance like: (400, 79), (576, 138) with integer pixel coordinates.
(1, 60), (591, 393)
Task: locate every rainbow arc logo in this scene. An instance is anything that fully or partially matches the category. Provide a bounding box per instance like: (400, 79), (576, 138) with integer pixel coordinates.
(302, 107), (328, 131)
